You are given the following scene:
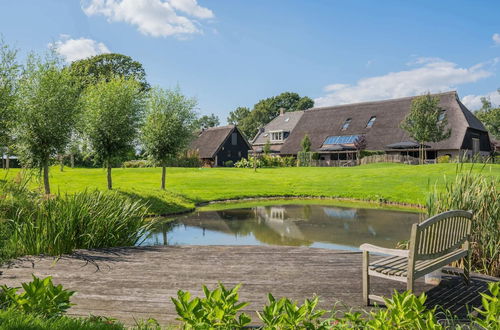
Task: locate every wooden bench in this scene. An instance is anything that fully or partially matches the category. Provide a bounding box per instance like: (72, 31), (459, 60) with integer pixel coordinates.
(360, 210), (472, 305)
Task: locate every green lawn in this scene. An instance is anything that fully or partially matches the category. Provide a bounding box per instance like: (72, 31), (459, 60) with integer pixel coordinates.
(2, 163), (499, 215)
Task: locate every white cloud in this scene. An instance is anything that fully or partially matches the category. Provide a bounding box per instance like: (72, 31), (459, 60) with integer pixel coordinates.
(462, 89), (500, 110)
(493, 33), (500, 45)
(315, 57), (495, 107)
(49, 36), (110, 62)
(81, 0), (214, 37)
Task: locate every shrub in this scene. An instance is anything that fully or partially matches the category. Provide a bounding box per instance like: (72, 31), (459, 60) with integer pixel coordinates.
(472, 281), (500, 329)
(282, 156), (297, 167)
(427, 170), (500, 276)
(171, 283), (251, 328)
(6, 190), (150, 256)
(224, 160), (234, 167)
(122, 160), (153, 168)
(0, 275), (74, 318)
(360, 150), (385, 158)
(437, 155), (451, 163)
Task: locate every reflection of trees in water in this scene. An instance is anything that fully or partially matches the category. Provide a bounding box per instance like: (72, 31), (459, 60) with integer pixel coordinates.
(147, 219), (177, 245)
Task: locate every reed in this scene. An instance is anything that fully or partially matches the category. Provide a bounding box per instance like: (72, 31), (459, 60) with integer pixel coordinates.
(4, 190), (150, 256)
(426, 168), (500, 277)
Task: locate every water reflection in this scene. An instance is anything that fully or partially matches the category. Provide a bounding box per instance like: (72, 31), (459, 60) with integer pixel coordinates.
(141, 204), (420, 251)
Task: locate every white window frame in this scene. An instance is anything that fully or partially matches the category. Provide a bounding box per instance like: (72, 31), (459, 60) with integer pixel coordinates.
(270, 130), (284, 142)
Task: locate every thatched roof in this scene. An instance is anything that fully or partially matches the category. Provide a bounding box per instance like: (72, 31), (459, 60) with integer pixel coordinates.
(189, 125), (250, 159)
(252, 111), (304, 145)
(279, 91), (486, 154)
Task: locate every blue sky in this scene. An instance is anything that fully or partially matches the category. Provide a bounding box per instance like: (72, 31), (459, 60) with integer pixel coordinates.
(1, 0), (499, 123)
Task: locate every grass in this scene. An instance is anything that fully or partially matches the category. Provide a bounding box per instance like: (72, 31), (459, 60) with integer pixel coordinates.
(2, 163), (499, 215)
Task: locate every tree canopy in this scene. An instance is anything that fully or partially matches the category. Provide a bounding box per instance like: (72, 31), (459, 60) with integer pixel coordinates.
(400, 93), (451, 163)
(227, 92), (314, 138)
(194, 113), (220, 130)
(14, 55), (80, 194)
(141, 87), (197, 189)
(81, 77), (145, 189)
(475, 90), (500, 140)
(68, 53), (149, 91)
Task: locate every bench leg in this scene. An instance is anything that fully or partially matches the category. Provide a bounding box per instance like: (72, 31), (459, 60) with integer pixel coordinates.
(406, 278), (414, 292)
(362, 251), (370, 306)
(463, 252), (471, 286)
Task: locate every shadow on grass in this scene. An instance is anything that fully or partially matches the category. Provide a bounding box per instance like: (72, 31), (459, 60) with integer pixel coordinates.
(115, 190), (194, 216)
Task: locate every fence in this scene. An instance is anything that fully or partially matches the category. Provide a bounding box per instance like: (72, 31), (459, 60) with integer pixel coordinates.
(360, 154), (420, 165)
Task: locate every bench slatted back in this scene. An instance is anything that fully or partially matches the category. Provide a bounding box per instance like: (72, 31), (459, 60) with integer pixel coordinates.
(412, 210), (472, 261)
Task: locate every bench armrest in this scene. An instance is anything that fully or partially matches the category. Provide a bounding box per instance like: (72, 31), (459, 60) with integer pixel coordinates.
(359, 243), (409, 257)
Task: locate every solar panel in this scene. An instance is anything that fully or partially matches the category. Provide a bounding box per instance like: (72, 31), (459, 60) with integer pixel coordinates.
(323, 135), (359, 145)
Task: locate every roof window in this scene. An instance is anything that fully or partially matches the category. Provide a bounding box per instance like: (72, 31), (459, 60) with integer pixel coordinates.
(366, 116), (376, 128)
(341, 118), (352, 130)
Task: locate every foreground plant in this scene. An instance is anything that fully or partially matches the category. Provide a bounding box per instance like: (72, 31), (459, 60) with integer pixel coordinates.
(172, 283), (251, 329)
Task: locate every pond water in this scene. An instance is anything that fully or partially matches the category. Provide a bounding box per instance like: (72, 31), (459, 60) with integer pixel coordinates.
(140, 204), (421, 251)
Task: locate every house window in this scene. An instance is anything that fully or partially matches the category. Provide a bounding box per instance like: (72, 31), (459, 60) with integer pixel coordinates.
(341, 118), (352, 130)
(366, 116), (376, 128)
(472, 138), (480, 155)
(231, 132), (237, 146)
(270, 131), (284, 141)
(238, 151), (242, 157)
(227, 150), (232, 157)
(438, 111), (446, 122)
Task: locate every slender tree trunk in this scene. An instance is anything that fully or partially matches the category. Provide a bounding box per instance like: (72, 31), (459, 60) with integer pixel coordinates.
(59, 154), (64, 172)
(70, 154), (74, 168)
(161, 166), (166, 190)
(43, 161), (50, 195)
(107, 162), (112, 190)
(5, 153), (9, 170)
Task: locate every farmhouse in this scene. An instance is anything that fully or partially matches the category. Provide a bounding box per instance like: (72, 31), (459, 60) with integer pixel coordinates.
(189, 125), (251, 167)
(251, 91), (493, 162)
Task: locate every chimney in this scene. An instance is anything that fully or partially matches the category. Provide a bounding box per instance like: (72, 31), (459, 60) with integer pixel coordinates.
(279, 107), (285, 116)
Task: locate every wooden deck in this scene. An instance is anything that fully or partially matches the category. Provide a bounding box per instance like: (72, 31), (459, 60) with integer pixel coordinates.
(0, 245), (494, 325)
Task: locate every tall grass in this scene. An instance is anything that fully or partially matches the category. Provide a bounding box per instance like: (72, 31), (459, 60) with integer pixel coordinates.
(427, 170), (500, 277)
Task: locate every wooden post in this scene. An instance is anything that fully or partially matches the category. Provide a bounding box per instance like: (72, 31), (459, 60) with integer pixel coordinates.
(406, 224), (418, 292)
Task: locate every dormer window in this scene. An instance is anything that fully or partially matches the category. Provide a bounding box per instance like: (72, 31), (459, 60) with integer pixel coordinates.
(341, 118), (352, 131)
(366, 116), (376, 128)
(438, 111), (446, 121)
(270, 131), (284, 142)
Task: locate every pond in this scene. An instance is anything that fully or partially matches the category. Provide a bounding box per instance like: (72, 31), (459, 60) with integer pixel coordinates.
(141, 203), (421, 251)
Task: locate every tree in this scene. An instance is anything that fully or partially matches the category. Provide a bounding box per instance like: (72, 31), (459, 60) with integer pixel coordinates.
(400, 93), (451, 164)
(0, 37), (20, 169)
(227, 107), (250, 126)
(230, 92), (314, 138)
(263, 139), (271, 155)
(354, 135), (367, 165)
(14, 55), (80, 194)
(195, 113), (220, 130)
(141, 87), (197, 190)
(475, 90), (500, 139)
(301, 134), (311, 152)
(81, 77), (145, 190)
(68, 53), (149, 91)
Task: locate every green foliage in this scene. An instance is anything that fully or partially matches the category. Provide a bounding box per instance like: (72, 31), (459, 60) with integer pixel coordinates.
(297, 151), (313, 167)
(472, 282), (500, 329)
(5, 189), (149, 256)
(68, 53), (149, 91)
(235, 155), (296, 168)
(171, 283), (251, 329)
(231, 92), (314, 138)
(427, 170), (500, 276)
(367, 291), (440, 329)
(13, 54), (80, 193)
(0, 275), (74, 318)
(301, 134), (311, 153)
(0, 309), (124, 329)
(122, 159), (154, 168)
(263, 140), (271, 155)
(141, 87), (197, 189)
(224, 160), (234, 167)
(82, 77), (145, 189)
(257, 294), (326, 329)
(360, 150), (385, 158)
(475, 91), (500, 139)
(436, 155), (451, 163)
(194, 113), (220, 130)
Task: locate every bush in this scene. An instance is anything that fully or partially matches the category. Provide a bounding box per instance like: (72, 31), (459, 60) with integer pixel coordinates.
(0, 275), (74, 318)
(122, 159), (153, 168)
(427, 171), (500, 277)
(5, 190), (150, 256)
(224, 160), (234, 167)
(437, 155), (451, 163)
(360, 150), (385, 158)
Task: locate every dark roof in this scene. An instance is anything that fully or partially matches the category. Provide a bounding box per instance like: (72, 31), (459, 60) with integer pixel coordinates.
(386, 142), (430, 149)
(280, 91), (484, 154)
(252, 111), (304, 145)
(189, 125), (250, 159)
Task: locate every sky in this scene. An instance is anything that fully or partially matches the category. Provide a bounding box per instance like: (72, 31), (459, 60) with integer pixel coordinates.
(0, 0), (499, 123)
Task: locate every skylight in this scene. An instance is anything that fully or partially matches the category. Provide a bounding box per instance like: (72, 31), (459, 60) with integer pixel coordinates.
(366, 116), (376, 128)
(341, 118), (352, 130)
